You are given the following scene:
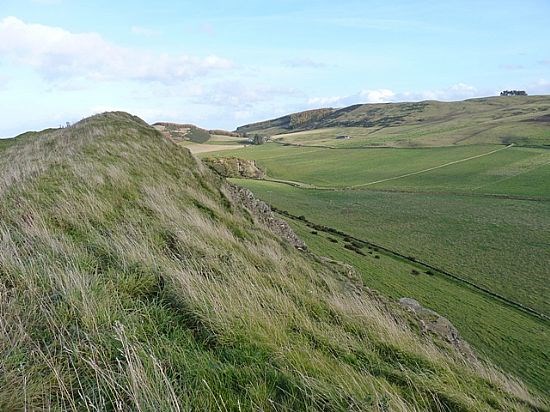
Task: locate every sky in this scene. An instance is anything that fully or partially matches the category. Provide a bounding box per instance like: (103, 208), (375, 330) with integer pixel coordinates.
(0, 0), (549, 137)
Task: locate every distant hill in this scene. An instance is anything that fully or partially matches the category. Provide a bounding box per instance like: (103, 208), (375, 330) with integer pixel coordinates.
(153, 122), (211, 143)
(153, 123), (244, 144)
(236, 95), (550, 147)
(237, 108), (335, 135)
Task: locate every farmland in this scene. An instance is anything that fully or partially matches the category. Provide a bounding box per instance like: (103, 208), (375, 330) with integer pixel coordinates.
(199, 98), (550, 394)
(281, 213), (549, 394)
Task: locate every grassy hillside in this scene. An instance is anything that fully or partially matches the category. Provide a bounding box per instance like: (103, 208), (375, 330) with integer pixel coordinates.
(284, 212), (550, 396)
(0, 112), (545, 410)
(237, 108), (334, 136)
(236, 96), (550, 148)
(201, 132), (550, 394)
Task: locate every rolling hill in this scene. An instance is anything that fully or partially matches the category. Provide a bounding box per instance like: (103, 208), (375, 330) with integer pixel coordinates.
(0, 112), (546, 410)
(236, 95), (550, 148)
(202, 95), (550, 396)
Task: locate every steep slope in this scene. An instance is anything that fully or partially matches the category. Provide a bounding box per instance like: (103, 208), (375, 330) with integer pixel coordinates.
(0, 112), (545, 410)
(236, 96), (550, 147)
(237, 108), (335, 136)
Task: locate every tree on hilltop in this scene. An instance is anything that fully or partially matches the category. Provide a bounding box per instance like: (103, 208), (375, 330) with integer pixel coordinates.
(500, 90), (527, 96)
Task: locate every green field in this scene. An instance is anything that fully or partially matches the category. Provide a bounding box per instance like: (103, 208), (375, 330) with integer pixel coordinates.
(282, 215), (550, 394)
(199, 132), (550, 394)
(235, 179), (550, 316)
(205, 143), (550, 317)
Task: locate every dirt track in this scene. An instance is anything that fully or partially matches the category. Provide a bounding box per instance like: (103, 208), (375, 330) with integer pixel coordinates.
(183, 143), (245, 154)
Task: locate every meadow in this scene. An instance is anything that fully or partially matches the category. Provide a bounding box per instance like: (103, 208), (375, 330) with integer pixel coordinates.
(199, 135), (550, 395)
(208, 144), (550, 197)
(207, 142), (550, 317)
(284, 215), (550, 394)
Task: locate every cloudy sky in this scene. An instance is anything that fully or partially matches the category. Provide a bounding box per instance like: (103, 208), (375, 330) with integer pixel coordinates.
(0, 0), (549, 137)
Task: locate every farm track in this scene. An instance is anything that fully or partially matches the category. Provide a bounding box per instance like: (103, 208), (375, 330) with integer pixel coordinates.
(262, 144), (522, 194)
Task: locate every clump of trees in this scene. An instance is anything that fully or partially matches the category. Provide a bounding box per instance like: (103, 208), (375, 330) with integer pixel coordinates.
(251, 134), (266, 145)
(500, 90), (527, 96)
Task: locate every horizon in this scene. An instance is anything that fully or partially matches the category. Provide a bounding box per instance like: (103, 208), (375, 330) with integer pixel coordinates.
(1, 0), (549, 137)
(4, 93), (548, 139)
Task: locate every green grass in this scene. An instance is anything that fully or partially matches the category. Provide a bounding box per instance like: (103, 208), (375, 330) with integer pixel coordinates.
(2, 112), (544, 410)
(199, 133), (550, 396)
(281, 216), (550, 395)
(235, 179), (550, 317)
(0, 138), (15, 152)
(206, 143), (550, 197)
(208, 142), (550, 316)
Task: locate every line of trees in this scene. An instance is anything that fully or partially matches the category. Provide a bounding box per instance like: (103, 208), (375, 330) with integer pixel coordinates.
(500, 90), (527, 96)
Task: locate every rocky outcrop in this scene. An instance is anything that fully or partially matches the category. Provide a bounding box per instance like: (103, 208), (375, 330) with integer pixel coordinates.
(226, 184), (306, 250)
(204, 157), (265, 179)
(399, 298), (476, 361)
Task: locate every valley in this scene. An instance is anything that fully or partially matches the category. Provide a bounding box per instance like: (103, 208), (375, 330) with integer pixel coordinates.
(200, 96), (550, 395)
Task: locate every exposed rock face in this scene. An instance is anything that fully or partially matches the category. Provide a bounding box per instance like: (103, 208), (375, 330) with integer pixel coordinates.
(226, 184), (306, 250)
(205, 157), (265, 179)
(399, 298), (476, 361)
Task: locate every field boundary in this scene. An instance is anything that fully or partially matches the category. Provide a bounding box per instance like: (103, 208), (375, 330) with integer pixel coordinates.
(271, 206), (550, 323)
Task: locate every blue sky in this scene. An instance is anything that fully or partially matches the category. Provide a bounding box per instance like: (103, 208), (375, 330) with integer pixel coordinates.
(0, 0), (549, 137)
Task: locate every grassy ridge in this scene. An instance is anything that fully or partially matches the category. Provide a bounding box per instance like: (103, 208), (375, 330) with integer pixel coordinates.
(1, 112), (543, 410)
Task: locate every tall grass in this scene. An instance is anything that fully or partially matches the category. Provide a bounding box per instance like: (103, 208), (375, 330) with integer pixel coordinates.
(0, 112), (545, 410)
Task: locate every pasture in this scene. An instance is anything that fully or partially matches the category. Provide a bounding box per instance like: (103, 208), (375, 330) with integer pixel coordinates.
(282, 215), (550, 394)
(198, 138), (550, 394)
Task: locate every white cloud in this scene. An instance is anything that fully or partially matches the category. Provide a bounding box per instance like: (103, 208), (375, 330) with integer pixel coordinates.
(529, 79), (550, 94)
(192, 81), (303, 107)
(358, 88), (396, 103)
(0, 17), (233, 83)
(307, 83), (480, 108)
(307, 95), (346, 106)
